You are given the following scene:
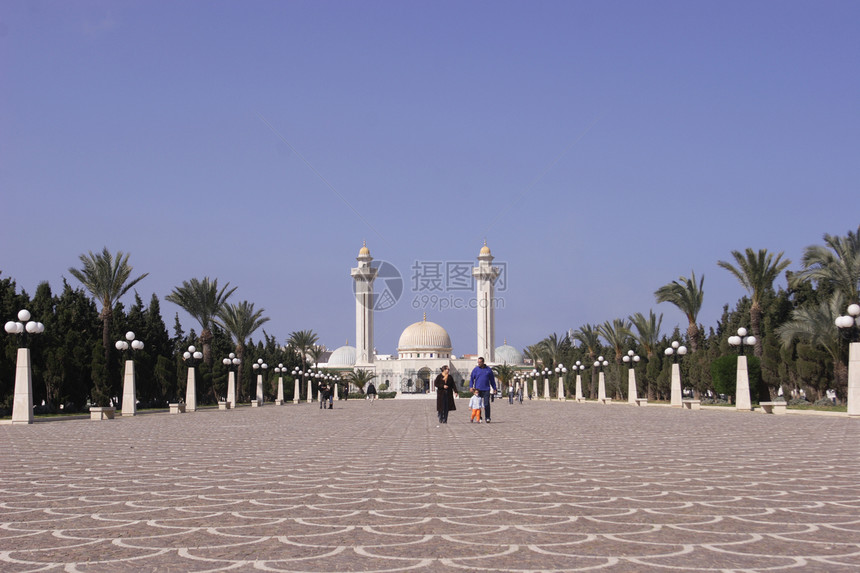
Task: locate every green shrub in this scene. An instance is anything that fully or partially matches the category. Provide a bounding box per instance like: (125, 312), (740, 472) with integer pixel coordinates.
(710, 355), (761, 401)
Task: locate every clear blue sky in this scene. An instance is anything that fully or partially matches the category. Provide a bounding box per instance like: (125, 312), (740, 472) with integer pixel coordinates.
(2, 1), (858, 356)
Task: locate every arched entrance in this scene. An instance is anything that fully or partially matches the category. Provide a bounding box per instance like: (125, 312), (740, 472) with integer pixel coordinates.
(417, 367), (432, 393)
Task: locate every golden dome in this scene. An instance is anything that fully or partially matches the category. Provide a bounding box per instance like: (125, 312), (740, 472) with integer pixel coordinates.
(479, 240), (491, 256)
(397, 315), (452, 353)
(358, 240), (370, 257)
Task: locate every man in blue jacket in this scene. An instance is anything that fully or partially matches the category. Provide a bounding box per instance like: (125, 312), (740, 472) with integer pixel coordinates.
(469, 357), (497, 423)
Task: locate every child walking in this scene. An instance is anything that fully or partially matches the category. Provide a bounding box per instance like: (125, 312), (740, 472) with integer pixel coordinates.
(469, 389), (483, 423)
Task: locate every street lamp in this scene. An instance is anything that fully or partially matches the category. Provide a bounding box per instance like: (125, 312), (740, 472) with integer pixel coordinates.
(574, 361), (586, 402)
(622, 350), (640, 404)
(664, 341), (687, 407)
(252, 358), (268, 406)
(542, 367), (551, 399)
(4, 309), (45, 424)
(222, 353), (240, 408)
(274, 363), (286, 405)
(182, 345), (203, 412)
(292, 367), (302, 404)
(554, 364), (567, 400)
(837, 303), (860, 416)
(530, 370), (538, 400)
(728, 328), (755, 411)
(594, 356), (610, 403)
(116, 331), (144, 417)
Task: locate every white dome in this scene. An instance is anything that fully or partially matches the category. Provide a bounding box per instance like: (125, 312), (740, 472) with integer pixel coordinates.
(328, 345), (357, 366)
(495, 344), (524, 365)
(397, 318), (452, 353)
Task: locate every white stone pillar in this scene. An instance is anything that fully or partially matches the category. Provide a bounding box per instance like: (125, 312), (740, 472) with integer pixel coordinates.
(227, 371), (236, 408)
(598, 371), (607, 401)
(848, 343), (860, 417)
(276, 376), (284, 405)
(575, 374), (583, 401)
(735, 355), (752, 411)
(543, 377), (550, 400)
(11, 347), (33, 425)
(293, 377), (301, 404)
(351, 243), (378, 367)
(472, 243), (500, 362)
(334, 383), (340, 401)
(256, 374), (264, 405)
(185, 367), (197, 412)
(670, 363), (682, 407)
(557, 376), (564, 400)
(532, 379), (538, 399)
(121, 359), (136, 416)
(628, 368), (638, 404)
(306, 378), (313, 403)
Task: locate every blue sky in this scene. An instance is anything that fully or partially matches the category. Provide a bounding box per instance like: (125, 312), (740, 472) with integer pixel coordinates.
(1, 1), (858, 356)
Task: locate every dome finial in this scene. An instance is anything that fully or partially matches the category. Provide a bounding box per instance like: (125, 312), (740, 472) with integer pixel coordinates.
(423, 311), (427, 321)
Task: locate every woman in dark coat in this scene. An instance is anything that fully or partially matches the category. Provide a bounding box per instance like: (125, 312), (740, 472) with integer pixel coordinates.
(434, 365), (457, 424)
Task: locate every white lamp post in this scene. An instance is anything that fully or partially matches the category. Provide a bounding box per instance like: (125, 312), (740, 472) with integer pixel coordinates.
(222, 353), (240, 408)
(542, 367), (551, 400)
(728, 328), (756, 411)
(274, 363), (286, 405)
(182, 345), (203, 411)
(116, 331), (144, 416)
(4, 310), (45, 424)
(622, 350), (641, 404)
(554, 364), (567, 400)
(595, 356), (610, 403)
(251, 358), (268, 406)
(530, 370), (538, 400)
(837, 304), (860, 416)
(664, 341), (688, 407)
(292, 367), (302, 404)
(574, 361), (585, 402)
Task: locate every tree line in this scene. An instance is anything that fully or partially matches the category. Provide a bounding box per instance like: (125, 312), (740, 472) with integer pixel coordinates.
(2, 226), (858, 413)
(1, 249), (329, 414)
(523, 226), (859, 404)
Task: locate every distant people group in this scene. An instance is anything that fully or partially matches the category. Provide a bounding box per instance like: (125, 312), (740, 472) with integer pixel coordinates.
(434, 356), (499, 425)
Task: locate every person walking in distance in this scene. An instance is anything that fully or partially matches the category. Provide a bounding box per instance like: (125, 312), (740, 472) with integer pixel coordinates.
(469, 389), (483, 423)
(366, 382), (377, 404)
(433, 365), (457, 424)
(469, 357), (497, 423)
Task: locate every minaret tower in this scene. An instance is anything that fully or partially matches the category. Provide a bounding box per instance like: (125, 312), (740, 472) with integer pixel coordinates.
(351, 241), (377, 366)
(473, 241), (500, 362)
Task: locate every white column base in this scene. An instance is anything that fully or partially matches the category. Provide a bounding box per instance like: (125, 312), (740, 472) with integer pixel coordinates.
(628, 368), (638, 404)
(12, 348), (34, 424)
(847, 343), (860, 417)
(185, 367), (197, 412)
(735, 355), (753, 411)
(121, 359), (136, 416)
(670, 363), (682, 407)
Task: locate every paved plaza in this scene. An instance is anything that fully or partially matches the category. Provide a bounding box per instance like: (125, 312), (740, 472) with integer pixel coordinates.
(1, 399), (860, 572)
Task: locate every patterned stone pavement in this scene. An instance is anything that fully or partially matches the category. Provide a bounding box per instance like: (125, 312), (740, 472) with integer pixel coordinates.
(1, 398), (860, 572)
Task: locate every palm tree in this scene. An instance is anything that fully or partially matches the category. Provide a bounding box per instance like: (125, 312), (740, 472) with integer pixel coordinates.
(776, 292), (847, 394)
(344, 369), (376, 393)
(597, 318), (632, 363)
(165, 277), (237, 367)
(492, 363), (516, 396)
(217, 301), (269, 401)
(718, 248), (791, 357)
(654, 271), (704, 352)
(288, 330), (319, 398)
(792, 226), (860, 303)
(629, 310), (662, 358)
(629, 310), (662, 400)
(571, 324), (601, 397)
(309, 344), (326, 369)
(68, 248), (149, 375)
(539, 332), (571, 370)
